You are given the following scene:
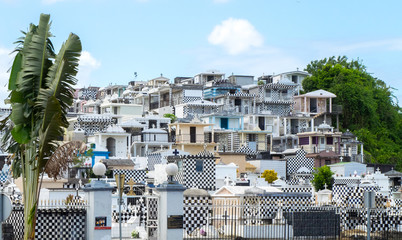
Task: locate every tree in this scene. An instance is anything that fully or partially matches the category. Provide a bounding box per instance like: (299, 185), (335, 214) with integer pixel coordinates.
(261, 169), (278, 184)
(303, 56), (402, 169)
(311, 166), (334, 191)
(1, 14), (82, 239)
(163, 113), (177, 123)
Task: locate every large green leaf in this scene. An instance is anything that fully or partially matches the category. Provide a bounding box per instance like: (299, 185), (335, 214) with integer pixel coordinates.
(18, 14), (54, 101)
(8, 52), (22, 91)
(37, 96), (65, 168)
(11, 125), (29, 144)
(38, 33), (81, 117)
(10, 103), (27, 125)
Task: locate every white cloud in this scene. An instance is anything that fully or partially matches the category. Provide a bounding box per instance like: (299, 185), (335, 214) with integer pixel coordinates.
(79, 51), (101, 68)
(76, 51), (101, 87)
(208, 18), (263, 55)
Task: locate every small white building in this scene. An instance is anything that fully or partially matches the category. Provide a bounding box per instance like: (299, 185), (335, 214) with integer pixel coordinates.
(216, 162), (238, 189)
(328, 162), (366, 177)
(88, 125), (130, 159)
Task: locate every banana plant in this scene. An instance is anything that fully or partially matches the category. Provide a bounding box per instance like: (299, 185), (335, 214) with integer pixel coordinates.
(1, 14), (82, 239)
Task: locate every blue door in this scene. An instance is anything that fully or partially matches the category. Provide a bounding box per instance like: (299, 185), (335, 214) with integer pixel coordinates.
(221, 118), (228, 129)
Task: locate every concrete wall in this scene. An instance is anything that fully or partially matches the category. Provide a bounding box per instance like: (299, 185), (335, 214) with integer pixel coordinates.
(248, 160), (287, 178)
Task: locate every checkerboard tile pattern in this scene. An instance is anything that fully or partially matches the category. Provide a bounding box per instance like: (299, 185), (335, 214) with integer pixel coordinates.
(73, 115), (115, 135)
(0, 171), (10, 184)
(334, 178), (361, 185)
(113, 169), (146, 183)
(35, 209), (86, 240)
(183, 196), (211, 233)
(172, 154), (216, 190)
(286, 149), (314, 177)
(4, 206), (24, 240)
(281, 186), (313, 194)
(5, 207), (86, 240)
(332, 185), (381, 208)
(146, 152), (162, 171)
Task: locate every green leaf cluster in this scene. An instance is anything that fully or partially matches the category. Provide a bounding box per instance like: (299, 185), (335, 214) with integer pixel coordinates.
(163, 113), (177, 123)
(311, 166), (334, 191)
(303, 56), (402, 170)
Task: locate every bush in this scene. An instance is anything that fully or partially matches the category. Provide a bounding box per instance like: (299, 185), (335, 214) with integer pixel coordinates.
(261, 170), (278, 183)
(311, 166), (334, 191)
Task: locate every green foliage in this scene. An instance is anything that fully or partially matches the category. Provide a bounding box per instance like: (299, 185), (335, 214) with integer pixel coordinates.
(261, 169), (278, 183)
(163, 113), (177, 123)
(0, 14), (81, 239)
(131, 230), (140, 238)
(257, 80), (264, 85)
(303, 56), (402, 170)
(311, 166), (334, 191)
(73, 148), (93, 166)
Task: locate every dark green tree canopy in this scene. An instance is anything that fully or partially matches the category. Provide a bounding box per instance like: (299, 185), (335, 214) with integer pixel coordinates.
(311, 165), (334, 191)
(303, 56), (402, 169)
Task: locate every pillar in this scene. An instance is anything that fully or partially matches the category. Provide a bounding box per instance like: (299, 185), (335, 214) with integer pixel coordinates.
(329, 98), (332, 113)
(283, 118), (287, 135)
(83, 180), (114, 240)
(311, 118), (315, 132)
(304, 96), (307, 113)
(155, 178), (185, 240)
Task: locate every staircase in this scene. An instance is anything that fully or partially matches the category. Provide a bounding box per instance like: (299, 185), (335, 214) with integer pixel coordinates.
(313, 111), (326, 119)
(231, 132), (240, 151)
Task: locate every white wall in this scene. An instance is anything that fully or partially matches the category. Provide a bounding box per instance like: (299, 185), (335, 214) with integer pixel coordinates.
(229, 118), (240, 129)
(248, 160), (286, 179)
(175, 105), (184, 118)
(184, 89), (203, 97)
(99, 135), (129, 158)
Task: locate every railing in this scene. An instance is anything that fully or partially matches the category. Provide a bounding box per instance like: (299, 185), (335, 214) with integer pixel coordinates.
(38, 198), (88, 209)
(173, 134), (209, 144)
(149, 102), (159, 110)
(182, 205), (402, 239)
(332, 104), (343, 114)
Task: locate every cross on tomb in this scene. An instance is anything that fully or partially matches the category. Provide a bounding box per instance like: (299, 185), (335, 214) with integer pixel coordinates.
(324, 183), (328, 190)
(172, 149), (180, 156)
(222, 210), (230, 225)
(127, 178), (136, 196)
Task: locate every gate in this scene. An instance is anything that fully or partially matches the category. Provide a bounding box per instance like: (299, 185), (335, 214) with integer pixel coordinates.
(183, 204), (342, 239)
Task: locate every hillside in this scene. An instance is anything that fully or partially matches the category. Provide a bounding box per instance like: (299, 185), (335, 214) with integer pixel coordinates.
(303, 56), (402, 170)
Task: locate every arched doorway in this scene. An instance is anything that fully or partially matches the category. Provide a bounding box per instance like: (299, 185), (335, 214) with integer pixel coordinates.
(106, 137), (116, 157)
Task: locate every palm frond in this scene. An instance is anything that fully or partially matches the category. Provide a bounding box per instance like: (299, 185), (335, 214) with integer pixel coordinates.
(37, 33), (81, 121)
(45, 141), (86, 180)
(18, 14), (54, 101)
(37, 96), (64, 168)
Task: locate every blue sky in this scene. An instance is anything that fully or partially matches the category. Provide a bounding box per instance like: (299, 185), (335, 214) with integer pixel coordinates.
(0, 0), (401, 107)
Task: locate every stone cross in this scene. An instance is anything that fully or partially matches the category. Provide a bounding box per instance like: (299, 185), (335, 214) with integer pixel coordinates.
(324, 183), (328, 190)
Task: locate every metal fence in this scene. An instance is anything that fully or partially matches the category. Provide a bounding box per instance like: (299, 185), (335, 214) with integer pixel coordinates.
(183, 205), (402, 239)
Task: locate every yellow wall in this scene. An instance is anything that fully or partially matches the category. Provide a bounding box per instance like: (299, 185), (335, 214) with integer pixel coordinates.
(218, 154), (248, 177)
